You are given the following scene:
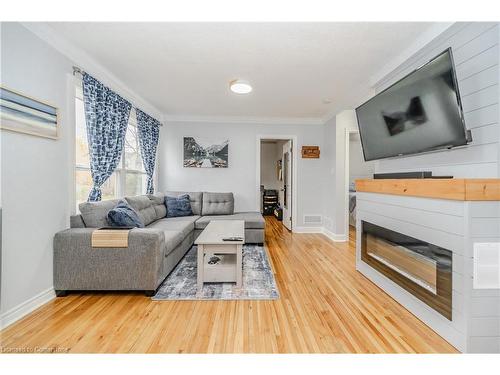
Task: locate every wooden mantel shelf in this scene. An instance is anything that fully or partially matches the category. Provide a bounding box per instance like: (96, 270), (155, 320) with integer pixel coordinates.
(355, 178), (500, 201)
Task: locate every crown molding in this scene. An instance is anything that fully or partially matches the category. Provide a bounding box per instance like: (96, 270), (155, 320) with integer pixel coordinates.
(20, 22), (164, 120)
(320, 85), (376, 124)
(163, 114), (325, 126)
(369, 22), (456, 87)
(20, 21), (453, 127)
(318, 23), (456, 125)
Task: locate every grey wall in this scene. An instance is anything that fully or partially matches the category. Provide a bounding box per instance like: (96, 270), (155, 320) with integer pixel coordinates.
(349, 133), (374, 187)
(0, 23), (166, 328)
(158, 120), (326, 228)
(0, 23), (73, 317)
(373, 22), (499, 178)
(260, 142), (282, 191)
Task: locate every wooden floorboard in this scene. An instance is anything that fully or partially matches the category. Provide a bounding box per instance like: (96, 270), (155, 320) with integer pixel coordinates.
(0, 217), (458, 353)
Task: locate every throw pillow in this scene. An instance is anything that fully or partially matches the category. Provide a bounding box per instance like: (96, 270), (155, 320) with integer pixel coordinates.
(107, 200), (145, 228)
(166, 194), (193, 217)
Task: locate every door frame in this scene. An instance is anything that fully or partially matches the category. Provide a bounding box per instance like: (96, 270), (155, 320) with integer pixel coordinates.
(344, 128), (360, 237)
(256, 134), (298, 230)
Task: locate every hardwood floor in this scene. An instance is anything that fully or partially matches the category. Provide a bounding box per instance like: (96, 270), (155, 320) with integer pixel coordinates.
(0, 217), (458, 353)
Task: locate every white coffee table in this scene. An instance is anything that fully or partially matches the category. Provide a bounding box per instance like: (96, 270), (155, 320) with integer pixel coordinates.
(195, 220), (245, 291)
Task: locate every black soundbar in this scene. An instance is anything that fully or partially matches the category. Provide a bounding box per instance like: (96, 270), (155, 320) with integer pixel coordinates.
(374, 172), (453, 179)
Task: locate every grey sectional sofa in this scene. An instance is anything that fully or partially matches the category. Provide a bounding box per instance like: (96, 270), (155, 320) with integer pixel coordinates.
(54, 192), (265, 296)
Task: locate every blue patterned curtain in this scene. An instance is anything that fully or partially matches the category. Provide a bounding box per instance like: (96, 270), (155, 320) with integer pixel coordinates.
(82, 73), (132, 201)
(136, 109), (160, 194)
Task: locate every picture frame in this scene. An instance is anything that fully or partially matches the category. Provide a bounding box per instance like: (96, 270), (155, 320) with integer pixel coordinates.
(301, 145), (320, 158)
(183, 136), (229, 168)
(0, 85), (59, 140)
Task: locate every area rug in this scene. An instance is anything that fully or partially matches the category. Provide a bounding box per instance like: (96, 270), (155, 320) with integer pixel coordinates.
(152, 244), (279, 300)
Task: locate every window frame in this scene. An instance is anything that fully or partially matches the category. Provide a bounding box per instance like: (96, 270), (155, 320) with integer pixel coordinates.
(73, 80), (153, 212)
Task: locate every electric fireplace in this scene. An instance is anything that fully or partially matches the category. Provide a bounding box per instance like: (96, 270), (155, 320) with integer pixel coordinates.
(361, 221), (453, 320)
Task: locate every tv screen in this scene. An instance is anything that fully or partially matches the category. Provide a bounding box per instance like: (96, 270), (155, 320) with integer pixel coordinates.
(356, 48), (469, 161)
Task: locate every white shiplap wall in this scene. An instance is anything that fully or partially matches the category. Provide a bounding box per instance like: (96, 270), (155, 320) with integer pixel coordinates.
(373, 22), (499, 178)
(356, 193), (500, 352)
(356, 193), (468, 351)
(468, 201), (500, 352)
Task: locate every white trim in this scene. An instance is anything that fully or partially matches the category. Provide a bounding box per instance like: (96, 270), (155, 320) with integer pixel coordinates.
(68, 74), (78, 215)
(0, 287), (55, 330)
(293, 226), (347, 242)
(344, 128), (360, 243)
(322, 227), (348, 242)
(165, 114), (323, 126)
(320, 24), (454, 125)
(19, 22), (453, 127)
(369, 22), (455, 87)
(20, 22), (163, 120)
(256, 135), (298, 230)
(293, 226), (323, 233)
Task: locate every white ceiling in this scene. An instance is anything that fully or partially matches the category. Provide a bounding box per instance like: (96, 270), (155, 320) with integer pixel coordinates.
(47, 22), (437, 121)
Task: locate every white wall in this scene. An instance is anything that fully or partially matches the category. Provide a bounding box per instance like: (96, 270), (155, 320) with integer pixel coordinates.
(323, 110), (360, 240)
(334, 110), (359, 238)
(158, 121), (326, 228)
(322, 116), (336, 235)
(0, 23), (74, 324)
(373, 22), (500, 178)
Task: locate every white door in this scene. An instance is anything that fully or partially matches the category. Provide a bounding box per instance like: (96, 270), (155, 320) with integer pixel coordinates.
(282, 140), (292, 230)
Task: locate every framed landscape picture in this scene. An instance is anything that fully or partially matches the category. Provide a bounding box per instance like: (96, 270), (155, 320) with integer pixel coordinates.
(0, 86), (59, 139)
(183, 136), (229, 168)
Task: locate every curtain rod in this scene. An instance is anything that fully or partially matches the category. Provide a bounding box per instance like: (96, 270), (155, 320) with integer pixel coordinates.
(72, 65), (163, 126)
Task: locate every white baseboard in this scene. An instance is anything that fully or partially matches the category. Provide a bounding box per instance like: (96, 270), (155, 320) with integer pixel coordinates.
(292, 226), (323, 233)
(293, 226), (348, 242)
(0, 287), (55, 330)
(322, 227), (347, 242)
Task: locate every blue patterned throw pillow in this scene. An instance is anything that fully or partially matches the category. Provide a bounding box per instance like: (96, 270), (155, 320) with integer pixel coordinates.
(166, 194), (193, 217)
(107, 200), (145, 228)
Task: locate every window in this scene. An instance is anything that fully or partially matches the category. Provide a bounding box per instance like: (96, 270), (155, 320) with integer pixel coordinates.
(74, 84), (147, 210)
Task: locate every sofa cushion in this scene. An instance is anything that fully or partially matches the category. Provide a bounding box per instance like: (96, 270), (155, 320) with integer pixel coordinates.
(166, 191), (203, 215)
(194, 212), (264, 230)
(70, 214), (85, 228)
(147, 217), (199, 255)
(166, 194), (193, 217)
(201, 192), (234, 215)
(125, 195), (157, 226)
(148, 216), (199, 238)
(79, 199), (120, 228)
(162, 230), (185, 255)
(148, 193), (167, 220)
(107, 200), (145, 228)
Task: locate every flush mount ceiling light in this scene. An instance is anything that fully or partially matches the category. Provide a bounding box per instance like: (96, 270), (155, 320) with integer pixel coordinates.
(229, 79), (252, 94)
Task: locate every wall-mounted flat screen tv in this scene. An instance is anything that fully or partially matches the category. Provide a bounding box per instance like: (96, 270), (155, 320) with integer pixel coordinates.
(355, 48), (470, 161)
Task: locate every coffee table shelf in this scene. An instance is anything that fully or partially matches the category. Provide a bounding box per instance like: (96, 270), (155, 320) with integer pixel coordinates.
(195, 220), (245, 291)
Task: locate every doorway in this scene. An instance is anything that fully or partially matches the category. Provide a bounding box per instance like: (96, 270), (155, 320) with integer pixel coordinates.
(257, 136), (296, 231)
